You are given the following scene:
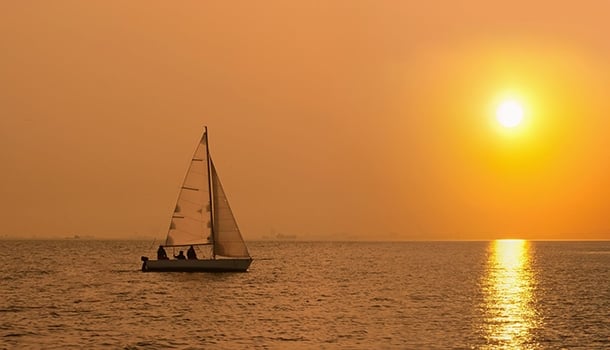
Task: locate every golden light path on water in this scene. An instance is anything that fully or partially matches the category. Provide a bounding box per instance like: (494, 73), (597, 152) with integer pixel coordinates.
(483, 239), (540, 349)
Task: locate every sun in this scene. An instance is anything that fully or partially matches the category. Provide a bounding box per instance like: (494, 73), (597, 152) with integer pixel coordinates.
(496, 100), (524, 128)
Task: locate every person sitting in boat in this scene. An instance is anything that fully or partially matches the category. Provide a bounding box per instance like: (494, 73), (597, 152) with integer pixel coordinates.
(174, 250), (186, 260)
(187, 245), (198, 260)
(157, 245), (169, 260)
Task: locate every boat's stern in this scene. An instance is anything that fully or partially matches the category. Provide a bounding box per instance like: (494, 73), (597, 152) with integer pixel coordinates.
(140, 256), (149, 271)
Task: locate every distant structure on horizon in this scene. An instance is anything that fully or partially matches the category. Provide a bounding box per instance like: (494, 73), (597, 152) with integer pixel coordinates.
(64, 234), (96, 240)
(275, 233), (297, 240)
(261, 228), (297, 240)
(259, 233), (298, 240)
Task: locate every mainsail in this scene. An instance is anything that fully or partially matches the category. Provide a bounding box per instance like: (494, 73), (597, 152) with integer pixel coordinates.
(164, 130), (249, 259)
(165, 133), (212, 246)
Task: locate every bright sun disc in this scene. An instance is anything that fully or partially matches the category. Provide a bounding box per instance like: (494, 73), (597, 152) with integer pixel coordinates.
(496, 100), (524, 128)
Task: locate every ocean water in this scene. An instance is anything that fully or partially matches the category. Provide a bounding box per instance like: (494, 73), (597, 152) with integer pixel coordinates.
(0, 240), (608, 349)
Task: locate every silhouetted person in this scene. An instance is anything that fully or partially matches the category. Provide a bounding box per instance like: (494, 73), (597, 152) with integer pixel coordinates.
(157, 245), (168, 260)
(174, 250), (186, 260)
(187, 245), (198, 260)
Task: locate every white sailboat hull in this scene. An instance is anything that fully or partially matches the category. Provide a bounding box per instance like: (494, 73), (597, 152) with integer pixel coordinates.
(141, 257), (252, 272)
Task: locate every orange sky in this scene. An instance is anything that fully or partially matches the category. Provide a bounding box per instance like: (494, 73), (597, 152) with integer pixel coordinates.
(1, 1), (609, 240)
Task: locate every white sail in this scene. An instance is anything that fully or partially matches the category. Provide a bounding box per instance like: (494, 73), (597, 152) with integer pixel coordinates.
(165, 133), (212, 246)
(211, 160), (250, 258)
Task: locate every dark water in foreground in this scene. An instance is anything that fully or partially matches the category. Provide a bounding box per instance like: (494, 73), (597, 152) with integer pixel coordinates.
(0, 240), (608, 349)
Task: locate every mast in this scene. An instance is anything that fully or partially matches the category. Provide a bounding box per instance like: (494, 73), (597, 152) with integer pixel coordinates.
(204, 126), (216, 259)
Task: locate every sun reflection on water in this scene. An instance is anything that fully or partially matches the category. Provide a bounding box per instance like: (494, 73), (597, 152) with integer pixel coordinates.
(483, 239), (540, 349)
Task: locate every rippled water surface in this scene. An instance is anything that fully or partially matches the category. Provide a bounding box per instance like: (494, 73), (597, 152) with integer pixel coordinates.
(0, 240), (608, 349)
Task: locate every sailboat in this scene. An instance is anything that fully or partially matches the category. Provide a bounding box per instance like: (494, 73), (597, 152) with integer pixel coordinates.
(141, 127), (252, 272)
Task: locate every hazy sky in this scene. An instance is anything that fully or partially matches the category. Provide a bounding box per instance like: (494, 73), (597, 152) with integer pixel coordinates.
(1, 1), (609, 240)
